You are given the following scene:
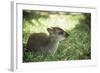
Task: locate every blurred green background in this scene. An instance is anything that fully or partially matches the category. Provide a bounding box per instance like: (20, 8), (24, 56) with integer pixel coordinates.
(23, 10), (91, 62)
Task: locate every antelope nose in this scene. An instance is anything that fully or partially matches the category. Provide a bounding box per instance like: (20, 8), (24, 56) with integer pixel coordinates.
(65, 32), (69, 37)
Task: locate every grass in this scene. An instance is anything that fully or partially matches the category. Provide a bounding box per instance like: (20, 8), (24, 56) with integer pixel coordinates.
(23, 24), (91, 62)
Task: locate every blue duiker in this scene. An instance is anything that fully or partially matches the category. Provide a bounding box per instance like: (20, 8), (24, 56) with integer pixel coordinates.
(26, 27), (69, 55)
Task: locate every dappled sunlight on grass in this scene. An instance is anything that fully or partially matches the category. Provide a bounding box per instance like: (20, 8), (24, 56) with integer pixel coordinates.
(23, 12), (85, 34)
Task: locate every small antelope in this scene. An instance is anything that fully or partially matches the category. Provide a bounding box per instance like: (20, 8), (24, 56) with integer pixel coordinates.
(26, 27), (69, 55)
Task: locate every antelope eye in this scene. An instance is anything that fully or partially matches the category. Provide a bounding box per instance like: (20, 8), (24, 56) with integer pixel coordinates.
(58, 31), (64, 35)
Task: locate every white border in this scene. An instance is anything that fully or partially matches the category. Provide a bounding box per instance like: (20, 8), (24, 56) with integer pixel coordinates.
(11, 1), (97, 72)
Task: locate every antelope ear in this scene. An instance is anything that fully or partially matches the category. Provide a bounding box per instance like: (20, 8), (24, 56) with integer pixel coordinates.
(47, 28), (53, 33)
